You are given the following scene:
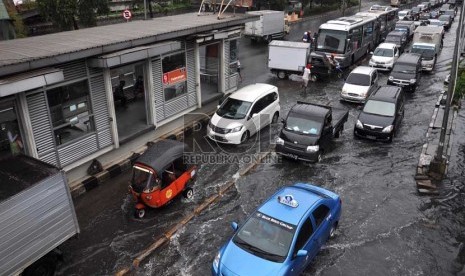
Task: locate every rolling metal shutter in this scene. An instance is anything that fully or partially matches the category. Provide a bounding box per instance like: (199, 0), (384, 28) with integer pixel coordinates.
(186, 42), (197, 107)
(165, 96), (188, 118)
(152, 58), (165, 123)
(225, 39), (238, 92)
(58, 134), (98, 167)
(59, 60), (87, 81)
(26, 92), (58, 166)
(89, 74), (112, 149)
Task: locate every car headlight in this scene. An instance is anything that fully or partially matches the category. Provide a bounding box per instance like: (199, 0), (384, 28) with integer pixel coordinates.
(213, 251), (221, 269)
(382, 125), (394, 133)
(369, 58), (375, 64)
(388, 76), (394, 81)
(208, 121), (214, 129)
(341, 89), (348, 95)
(410, 79), (416, 84)
(306, 145), (319, 152)
(230, 126), (243, 133)
(276, 137), (284, 145)
(360, 91), (368, 97)
(356, 120), (363, 129)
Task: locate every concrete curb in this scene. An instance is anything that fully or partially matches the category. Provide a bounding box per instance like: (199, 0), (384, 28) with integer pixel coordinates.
(415, 90), (458, 195)
(70, 112), (214, 198)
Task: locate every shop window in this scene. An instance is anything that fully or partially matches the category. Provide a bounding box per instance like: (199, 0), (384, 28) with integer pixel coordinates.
(0, 99), (24, 157)
(162, 52), (187, 101)
(46, 80), (95, 146)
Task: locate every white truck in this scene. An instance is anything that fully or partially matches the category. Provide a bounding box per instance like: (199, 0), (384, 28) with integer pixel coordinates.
(0, 155), (80, 276)
(268, 40), (311, 79)
(244, 10), (289, 43)
(411, 26), (444, 71)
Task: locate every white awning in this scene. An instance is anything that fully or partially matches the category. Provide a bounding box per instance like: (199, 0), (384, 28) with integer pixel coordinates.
(88, 41), (182, 68)
(0, 68), (64, 97)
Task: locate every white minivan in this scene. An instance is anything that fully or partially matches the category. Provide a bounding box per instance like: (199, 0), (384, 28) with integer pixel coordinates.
(207, 83), (280, 144)
(369, 43), (400, 71)
(340, 66), (379, 103)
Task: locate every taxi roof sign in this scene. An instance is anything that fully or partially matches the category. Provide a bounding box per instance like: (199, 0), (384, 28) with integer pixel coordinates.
(278, 195), (299, 208)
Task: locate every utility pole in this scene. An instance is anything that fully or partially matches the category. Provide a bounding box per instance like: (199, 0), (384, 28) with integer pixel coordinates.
(144, 0), (148, 20)
(430, 3), (464, 176)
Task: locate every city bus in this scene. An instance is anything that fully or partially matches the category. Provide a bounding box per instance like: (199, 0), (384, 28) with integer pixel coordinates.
(314, 15), (378, 68)
(356, 5), (399, 41)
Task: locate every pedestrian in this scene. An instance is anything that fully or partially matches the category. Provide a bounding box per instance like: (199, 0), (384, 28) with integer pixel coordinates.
(302, 64), (311, 91)
(237, 59), (242, 82)
(302, 31), (309, 43)
(307, 30), (313, 43)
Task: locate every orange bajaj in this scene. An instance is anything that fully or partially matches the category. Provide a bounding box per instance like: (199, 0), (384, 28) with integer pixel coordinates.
(128, 140), (196, 218)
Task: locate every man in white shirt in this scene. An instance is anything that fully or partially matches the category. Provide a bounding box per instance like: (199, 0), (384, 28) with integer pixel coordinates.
(302, 64), (312, 91)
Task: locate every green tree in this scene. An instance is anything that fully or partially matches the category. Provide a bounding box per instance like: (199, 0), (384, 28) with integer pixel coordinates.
(37, 0), (109, 31)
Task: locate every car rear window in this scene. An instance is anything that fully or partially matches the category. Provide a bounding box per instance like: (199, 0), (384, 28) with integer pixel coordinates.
(346, 73), (371, 86)
(363, 100), (396, 117)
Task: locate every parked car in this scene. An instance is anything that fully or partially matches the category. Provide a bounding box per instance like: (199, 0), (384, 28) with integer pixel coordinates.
(395, 21), (416, 39)
(208, 83), (280, 144)
(443, 10), (456, 21)
(341, 66), (379, 103)
(275, 101), (348, 162)
(398, 9), (413, 20)
(387, 53), (422, 92)
(212, 183), (342, 276)
(354, 85), (405, 142)
(437, 14), (453, 29)
(384, 31), (409, 53)
(369, 43), (400, 71)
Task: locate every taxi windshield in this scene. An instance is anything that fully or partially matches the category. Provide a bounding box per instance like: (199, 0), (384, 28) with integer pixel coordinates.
(233, 212), (296, 263)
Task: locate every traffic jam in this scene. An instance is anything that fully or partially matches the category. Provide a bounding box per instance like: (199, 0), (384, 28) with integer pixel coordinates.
(58, 1), (464, 275)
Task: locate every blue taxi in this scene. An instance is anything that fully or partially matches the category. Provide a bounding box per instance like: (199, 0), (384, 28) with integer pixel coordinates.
(212, 183), (342, 276)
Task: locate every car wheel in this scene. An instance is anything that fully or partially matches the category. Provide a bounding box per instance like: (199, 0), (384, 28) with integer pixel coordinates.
(277, 71), (287, 79)
(183, 187), (194, 199)
(310, 74), (318, 82)
(272, 112), (279, 124)
(317, 151), (323, 162)
(135, 208), (145, 219)
(329, 223), (338, 239)
(240, 131), (249, 143)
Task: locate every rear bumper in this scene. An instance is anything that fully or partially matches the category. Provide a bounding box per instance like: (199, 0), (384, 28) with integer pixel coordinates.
(354, 128), (392, 141)
(275, 144), (318, 162)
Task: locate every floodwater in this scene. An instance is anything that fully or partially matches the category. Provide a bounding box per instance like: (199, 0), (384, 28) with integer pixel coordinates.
(58, 3), (465, 276)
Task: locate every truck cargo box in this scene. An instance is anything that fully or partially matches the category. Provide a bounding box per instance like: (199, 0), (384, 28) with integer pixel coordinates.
(0, 155), (80, 276)
(268, 41), (310, 76)
(245, 10), (286, 41)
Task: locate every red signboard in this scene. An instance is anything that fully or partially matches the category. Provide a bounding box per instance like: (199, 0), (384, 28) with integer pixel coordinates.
(123, 9), (132, 20)
(163, 67), (187, 85)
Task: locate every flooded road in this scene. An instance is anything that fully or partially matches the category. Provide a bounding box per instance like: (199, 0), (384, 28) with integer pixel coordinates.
(58, 4), (465, 276)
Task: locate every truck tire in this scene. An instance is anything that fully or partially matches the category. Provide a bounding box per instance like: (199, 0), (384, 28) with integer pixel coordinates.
(23, 254), (57, 276)
(277, 71), (287, 79)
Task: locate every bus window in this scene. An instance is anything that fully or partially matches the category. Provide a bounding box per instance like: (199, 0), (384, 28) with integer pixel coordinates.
(351, 27), (362, 50)
(317, 30), (348, 54)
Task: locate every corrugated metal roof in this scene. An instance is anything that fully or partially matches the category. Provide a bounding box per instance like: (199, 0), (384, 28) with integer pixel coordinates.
(0, 1), (11, 20)
(0, 12), (258, 76)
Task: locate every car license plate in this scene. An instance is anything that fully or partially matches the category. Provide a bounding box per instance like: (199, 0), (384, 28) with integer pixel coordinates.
(288, 154), (299, 160)
(366, 135), (376, 140)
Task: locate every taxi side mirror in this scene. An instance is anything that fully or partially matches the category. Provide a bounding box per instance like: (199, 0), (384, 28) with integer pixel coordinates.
(296, 249), (308, 257)
(231, 222), (239, 232)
